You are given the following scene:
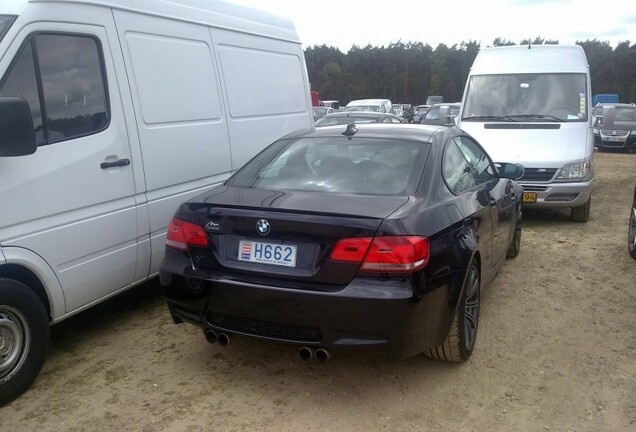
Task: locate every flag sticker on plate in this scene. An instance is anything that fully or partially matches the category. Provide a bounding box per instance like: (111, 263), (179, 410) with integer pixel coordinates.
(241, 242), (252, 260)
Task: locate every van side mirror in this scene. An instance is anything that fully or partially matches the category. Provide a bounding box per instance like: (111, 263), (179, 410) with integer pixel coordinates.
(0, 97), (37, 157)
(496, 162), (525, 180)
(599, 105), (616, 128)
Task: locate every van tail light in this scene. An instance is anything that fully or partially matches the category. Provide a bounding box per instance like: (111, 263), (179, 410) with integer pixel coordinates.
(330, 236), (429, 272)
(166, 217), (209, 250)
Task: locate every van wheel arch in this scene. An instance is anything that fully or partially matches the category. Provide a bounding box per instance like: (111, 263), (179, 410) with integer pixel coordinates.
(0, 264), (51, 320)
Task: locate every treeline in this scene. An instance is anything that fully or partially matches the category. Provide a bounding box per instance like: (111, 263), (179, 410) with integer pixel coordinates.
(304, 38), (636, 106)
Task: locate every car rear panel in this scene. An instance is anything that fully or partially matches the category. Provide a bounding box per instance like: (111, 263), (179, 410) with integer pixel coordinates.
(177, 186), (410, 286)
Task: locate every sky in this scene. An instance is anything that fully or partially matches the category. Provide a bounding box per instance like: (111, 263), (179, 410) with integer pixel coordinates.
(231, 0), (636, 52)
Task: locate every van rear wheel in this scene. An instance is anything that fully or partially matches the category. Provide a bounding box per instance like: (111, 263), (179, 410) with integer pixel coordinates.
(0, 279), (49, 406)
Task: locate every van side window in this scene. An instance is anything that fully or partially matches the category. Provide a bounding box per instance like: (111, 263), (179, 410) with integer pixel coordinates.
(0, 33), (108, 146)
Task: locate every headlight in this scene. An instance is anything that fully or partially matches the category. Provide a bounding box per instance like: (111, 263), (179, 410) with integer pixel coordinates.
(631, 130), (636, 135)
(557, 160), (591, 180)
(593, 128), (599, 134)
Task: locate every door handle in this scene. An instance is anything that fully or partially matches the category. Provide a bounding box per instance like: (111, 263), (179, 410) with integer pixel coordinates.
(100, 158), (130, 169)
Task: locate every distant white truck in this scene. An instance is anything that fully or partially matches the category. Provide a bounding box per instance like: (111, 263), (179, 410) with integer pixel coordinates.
(0, 0), (312, 405)
(456, 45), (594, 222)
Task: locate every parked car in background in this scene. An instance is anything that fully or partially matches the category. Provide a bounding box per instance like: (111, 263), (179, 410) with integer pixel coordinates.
(160, 123), (524, 364)
(593, 103), (636, 152)
(411, 105), (430, 123)
(322, 100), (340, 109)
(390, 105), (404, 118)
(344, 98), (392, 113)
(421, 103), (461, 125)
(629, 184), (636, 259)
(313, 106), (335, 120)
(315, 111), (405, 126)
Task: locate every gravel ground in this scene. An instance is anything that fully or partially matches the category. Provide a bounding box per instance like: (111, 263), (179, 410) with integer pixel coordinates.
(1, 150), (635, 432)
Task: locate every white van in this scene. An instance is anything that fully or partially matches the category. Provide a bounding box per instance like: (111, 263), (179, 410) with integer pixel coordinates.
(457, 45), (594, 222)
(344, 98), (392, 113)
(0, 0), (312, 405)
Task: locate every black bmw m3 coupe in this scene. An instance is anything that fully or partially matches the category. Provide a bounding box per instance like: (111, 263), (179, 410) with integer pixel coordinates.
(160, 123), (523, 363)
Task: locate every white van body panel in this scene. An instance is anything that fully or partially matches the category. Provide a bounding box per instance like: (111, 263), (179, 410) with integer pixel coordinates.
(468, 45), (589, 74)
(0, 0), (312, 321)
(458, 45), (593, 211)
(460, 123), (590, 166)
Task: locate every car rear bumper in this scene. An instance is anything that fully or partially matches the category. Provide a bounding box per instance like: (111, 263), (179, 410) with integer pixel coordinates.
(160, 263), (456, 359)
(520, 179), (593, 208)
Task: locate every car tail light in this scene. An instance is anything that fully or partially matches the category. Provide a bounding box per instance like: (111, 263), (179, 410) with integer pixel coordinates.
(166, 217), (209, 250)
(330, 236), (429, 272)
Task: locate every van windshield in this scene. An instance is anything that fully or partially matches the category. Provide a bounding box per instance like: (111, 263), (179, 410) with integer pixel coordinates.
(462, 73), (588, 122)
(0, 15), (16, 42)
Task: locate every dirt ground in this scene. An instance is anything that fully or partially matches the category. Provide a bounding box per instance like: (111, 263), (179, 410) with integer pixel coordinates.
(1, 151), (635, 432)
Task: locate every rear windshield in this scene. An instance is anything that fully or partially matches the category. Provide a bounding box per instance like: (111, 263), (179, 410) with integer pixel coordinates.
(0, 15), (16, 42)
(228, 136), (429, 196)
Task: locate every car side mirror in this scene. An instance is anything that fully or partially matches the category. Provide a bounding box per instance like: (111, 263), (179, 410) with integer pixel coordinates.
(0, 97), (37, 157)
(496, 162), (525, 180)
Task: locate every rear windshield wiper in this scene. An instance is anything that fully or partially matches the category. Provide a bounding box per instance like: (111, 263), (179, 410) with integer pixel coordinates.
(505, 114), (564, 122)
(461, 115), (514, 122)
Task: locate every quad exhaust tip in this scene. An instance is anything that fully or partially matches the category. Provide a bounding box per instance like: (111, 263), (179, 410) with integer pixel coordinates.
(204, 330), (230, 347)
(298, 346), (332, 362)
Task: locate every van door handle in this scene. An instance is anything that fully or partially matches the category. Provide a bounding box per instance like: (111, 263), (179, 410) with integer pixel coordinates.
(100, 158), (130, 169)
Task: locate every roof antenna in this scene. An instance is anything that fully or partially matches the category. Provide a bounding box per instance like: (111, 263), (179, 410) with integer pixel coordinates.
(342, 123), (358, 140)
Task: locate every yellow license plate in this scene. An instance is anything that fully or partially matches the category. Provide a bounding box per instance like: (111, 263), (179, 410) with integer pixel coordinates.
(522, 192), (537, 203)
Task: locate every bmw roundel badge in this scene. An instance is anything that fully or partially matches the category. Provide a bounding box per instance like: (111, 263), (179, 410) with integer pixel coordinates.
(256, 219), (270, 236)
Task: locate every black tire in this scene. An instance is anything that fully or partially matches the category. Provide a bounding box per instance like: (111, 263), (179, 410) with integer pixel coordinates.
(570, 197), (591, 222)
(506, 216), (522, 258)
(426, 261), (480, 362)
(0, 278), (49, 406)
(628, 200), (636, 260)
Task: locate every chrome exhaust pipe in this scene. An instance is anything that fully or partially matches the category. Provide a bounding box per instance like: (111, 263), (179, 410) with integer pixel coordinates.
(204, 329), (217, 344)
(298, 346), (314, 361)
(217, 333), (230, 347)
(315, 348), (332, 363)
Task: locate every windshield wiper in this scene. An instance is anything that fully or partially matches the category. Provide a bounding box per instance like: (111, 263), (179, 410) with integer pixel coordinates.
(505, 114), (564, 122)
(461, 115), (514, 122)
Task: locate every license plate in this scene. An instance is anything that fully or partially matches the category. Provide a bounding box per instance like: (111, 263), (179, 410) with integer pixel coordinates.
(606, 137), (624, 142)
(522, 192), (537, 203)
(238, 241), (297, 267)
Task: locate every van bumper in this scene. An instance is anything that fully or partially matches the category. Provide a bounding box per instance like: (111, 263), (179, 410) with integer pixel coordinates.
(520, 179), (593, 208)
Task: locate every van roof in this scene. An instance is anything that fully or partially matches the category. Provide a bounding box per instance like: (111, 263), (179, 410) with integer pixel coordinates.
(470, 45), (589, 75)
(14, 0), (300, 42)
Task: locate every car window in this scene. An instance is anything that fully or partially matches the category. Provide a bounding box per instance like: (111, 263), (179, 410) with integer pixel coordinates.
(615, 107), (636, 121)
(0, 33), (108, 146)
(425, 106), (440, 120)
(453, 136), (497, 185)
(442, 140), (477, 194)
(229, 137), (429, 196)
